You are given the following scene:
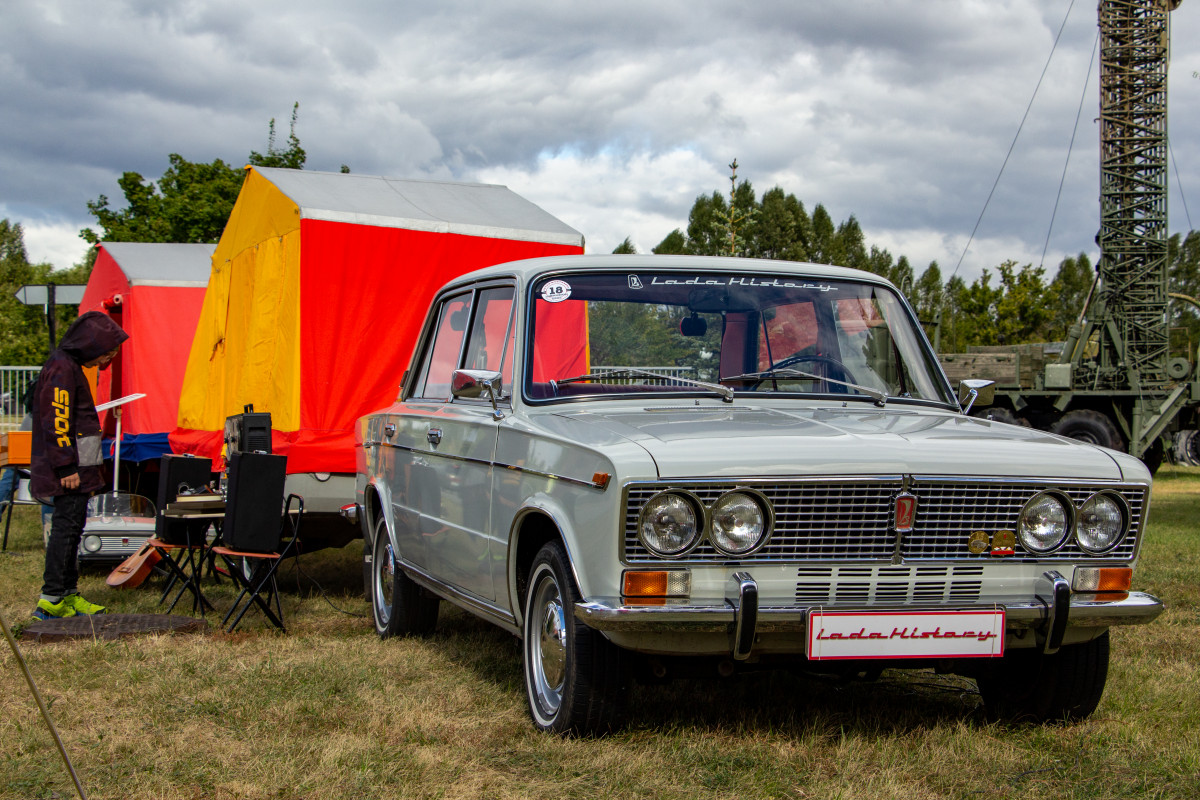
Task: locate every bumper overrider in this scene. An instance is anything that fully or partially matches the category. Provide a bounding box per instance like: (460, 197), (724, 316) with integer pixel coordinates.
(575, 570), (1164, 661)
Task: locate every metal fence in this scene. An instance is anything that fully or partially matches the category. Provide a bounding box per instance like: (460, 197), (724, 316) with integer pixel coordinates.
(1, 366), (41, 429)
(591, 366), (698, 386)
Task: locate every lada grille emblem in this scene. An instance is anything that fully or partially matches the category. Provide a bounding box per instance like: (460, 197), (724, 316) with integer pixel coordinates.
(894, 492), (917, 532)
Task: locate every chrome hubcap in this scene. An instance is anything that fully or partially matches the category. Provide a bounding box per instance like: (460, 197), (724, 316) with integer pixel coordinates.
(374, 532), (395, 625)
(529, 570), (566, 715)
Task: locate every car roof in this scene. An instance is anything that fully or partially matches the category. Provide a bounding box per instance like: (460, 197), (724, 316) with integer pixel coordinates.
(440, 254), (899, 292)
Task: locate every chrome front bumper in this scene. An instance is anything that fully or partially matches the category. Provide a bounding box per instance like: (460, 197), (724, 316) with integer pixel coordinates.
(575, 571), (1164, 660)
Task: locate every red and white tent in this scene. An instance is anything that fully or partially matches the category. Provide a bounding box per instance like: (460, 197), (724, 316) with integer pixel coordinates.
(79, 242), (214, 461)
(171, 166), (584, 473)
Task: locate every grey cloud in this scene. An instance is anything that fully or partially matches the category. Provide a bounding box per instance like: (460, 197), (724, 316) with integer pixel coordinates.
(0, 0), (1195, 280)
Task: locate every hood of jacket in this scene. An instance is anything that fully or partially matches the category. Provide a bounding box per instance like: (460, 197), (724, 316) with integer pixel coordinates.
(58, 310), (129, 363)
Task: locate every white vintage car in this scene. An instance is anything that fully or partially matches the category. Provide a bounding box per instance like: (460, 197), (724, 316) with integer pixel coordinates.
(353, 255), (1162, 734)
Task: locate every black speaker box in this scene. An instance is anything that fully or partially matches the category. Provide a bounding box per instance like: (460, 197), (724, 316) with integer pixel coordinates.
(223, 451), (287, 553)
(225, 411), (273, 454)
(156, 454), (214, 545)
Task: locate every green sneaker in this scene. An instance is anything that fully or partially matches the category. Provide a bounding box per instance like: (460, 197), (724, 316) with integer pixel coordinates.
(34, 598), (77, 620)
(63, 594), (107, 616)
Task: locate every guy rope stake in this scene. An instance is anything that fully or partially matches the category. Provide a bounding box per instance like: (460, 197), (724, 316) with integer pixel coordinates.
(0, 614), (88, 799)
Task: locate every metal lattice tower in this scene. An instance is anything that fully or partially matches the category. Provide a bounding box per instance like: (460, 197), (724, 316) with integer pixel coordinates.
(1091, 0), (1174, 389)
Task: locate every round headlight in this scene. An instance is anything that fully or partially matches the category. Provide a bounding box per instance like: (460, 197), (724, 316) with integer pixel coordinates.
(639, 492), (701, 557)
(710, 491), (769, 555)
(82, 534), (103, 553)
(1018, 492), (1070, 553)
(1076, 492), (1127, 553)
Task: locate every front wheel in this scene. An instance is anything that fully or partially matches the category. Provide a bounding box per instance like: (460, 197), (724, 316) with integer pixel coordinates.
(523, 541), (627, 735)
(976, 631), (1109, 723)
(371, 514), (438, 638)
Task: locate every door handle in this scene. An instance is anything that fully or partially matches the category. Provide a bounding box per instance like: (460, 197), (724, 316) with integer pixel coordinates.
(427, 428), (443, 447)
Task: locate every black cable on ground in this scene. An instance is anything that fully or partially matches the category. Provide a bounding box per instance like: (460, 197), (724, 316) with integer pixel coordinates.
(280, 548), (367, 618)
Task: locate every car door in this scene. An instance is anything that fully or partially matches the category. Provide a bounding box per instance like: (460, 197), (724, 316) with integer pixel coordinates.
(396, 283), (515, 602)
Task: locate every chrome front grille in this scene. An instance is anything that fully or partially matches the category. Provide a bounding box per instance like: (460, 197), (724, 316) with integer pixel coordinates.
(622, 478), (1147, 563)
(794, 564), (984, 604)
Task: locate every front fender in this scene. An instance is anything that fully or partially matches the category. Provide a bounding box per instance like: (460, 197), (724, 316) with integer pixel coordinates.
(505, 494), (588, 626)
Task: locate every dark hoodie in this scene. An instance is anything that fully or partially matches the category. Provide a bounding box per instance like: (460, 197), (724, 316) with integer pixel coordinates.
(30, 311), (129, 501)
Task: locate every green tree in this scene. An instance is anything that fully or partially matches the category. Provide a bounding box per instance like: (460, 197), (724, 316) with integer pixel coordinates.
(611, 237), (637, 254)
(749, 186), (808, 261)
(994, 261), (1054, 344)
(683, 191), (727, 256)
(82, 154), (245, 245)
(807, 204), (837, 264)
(652, 229), (687, 254)
(914, 261), (944, 328)
(81, 105), (308, 246)
(1047, 252), (1094, 340)
(248, 102), (308, 170)
(1168, 231), (1200, 314)
(0, 220), (63, 364)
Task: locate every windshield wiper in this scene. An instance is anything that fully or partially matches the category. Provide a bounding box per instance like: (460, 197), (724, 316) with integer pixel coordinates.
(721, 368), (887, 407)
(555, 367), (734, 403)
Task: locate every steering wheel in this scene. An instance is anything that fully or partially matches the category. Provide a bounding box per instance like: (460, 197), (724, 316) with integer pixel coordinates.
(765, 353), (859, 389)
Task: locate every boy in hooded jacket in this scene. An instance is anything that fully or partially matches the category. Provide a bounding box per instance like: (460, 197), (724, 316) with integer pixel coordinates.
(31, 311), (128, 619)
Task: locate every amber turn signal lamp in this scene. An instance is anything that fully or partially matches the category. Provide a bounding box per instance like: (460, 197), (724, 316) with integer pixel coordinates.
(1072, 567), (1132, 592)
(621, 570), (691, 602)
(624, 571), (667, 597)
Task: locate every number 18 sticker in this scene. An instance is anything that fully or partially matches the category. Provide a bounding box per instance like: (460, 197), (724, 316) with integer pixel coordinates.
(541, 280), (572, 303)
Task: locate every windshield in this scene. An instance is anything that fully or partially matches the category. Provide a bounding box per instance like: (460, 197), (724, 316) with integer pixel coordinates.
(525, 270), (955, 406)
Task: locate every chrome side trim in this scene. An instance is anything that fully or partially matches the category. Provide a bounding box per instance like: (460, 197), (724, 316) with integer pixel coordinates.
(379, 442), (606, 491)
(399, 560), (520, 636)
(573, 591), (1163, 634)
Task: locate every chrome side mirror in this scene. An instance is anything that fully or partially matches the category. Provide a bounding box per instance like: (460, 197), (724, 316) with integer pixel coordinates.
(452, 369), (505, 420)
(958, 379), (996, 415)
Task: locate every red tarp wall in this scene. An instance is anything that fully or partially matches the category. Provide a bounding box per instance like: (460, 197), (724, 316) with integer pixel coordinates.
(173, 219), (583, 473)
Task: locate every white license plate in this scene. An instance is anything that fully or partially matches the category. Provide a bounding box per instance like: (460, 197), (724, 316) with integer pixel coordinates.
(806, 608), (1006, 660)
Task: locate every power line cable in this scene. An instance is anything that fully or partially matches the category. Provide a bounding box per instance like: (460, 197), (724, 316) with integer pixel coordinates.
(1170, 139), (1193, 231)
(1041, 28), (1099, 270)
(951, 0), (1078, 282)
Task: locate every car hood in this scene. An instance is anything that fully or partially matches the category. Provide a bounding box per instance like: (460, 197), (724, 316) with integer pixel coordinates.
(550, 404), (1131, 481)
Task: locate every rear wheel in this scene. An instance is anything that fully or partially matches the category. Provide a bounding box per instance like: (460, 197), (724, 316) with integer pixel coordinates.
(371, 514), (438, 638)
(976, 631), (1110, 723)
(523, 541), (627, 735)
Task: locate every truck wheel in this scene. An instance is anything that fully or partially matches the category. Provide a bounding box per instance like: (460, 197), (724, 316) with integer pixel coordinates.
(1050, 410), (1124, 451)
(523, 541), (627, 735)
(1141, 436), (1164, 475)
(370, 514), (438, 638)
(977, 631), (1109, 723)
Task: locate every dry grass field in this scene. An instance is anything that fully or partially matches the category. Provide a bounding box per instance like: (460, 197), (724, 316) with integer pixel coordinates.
(2, 468), (1199, 800)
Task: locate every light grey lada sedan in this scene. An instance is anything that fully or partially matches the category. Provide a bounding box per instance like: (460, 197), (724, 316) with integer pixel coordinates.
(353, 255), (1161, 734)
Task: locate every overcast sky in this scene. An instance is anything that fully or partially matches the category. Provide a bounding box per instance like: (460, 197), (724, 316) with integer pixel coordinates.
(3, 0), (1198, 285)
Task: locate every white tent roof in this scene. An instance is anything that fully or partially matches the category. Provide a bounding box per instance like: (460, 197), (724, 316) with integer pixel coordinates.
(256, 167), (584, 247)
(101, 242), (216, 286)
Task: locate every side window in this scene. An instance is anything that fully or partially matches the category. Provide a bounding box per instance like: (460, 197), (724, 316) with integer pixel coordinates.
(412, 292), (473, 400)
(463, 286), (516, 393)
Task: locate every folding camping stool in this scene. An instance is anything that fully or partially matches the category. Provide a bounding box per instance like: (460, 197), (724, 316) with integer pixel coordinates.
(212, 494), (303, 632)
(148, 537), (215, 615)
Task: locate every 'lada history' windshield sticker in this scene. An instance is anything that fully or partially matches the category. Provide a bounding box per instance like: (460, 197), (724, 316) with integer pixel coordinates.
(646, 276), (838, 291)
(540, 280), (572, 303)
